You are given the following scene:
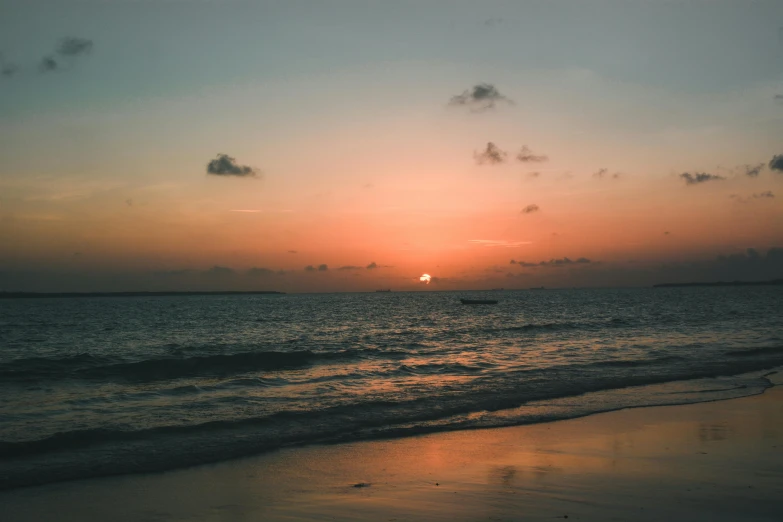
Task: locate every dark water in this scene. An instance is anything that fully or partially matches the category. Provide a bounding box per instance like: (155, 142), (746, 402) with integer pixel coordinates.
(1, 288), (782, 490)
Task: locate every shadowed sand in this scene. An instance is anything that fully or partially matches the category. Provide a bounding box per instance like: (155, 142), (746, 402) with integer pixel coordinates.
(2, 376), (782, 521)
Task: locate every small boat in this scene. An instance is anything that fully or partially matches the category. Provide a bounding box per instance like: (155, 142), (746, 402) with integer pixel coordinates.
(460, 298), (498, 305)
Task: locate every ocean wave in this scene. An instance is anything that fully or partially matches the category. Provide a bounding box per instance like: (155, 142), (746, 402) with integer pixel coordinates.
(0, 348), (406, 383)
(1, 362), (779, 491)
(589, 355), (686, 368)
(500, 318), (629, 333)
(724, 346), (783, 357)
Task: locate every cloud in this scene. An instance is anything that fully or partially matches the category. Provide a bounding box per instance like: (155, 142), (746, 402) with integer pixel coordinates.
(57, 37), (93, 57)
(743, 163), (765, 177)
(338, 265), (362, 271)
(206, 154), (258, 177)
(449, 83), (513, 111)
(39, 37), (94, 73)
(288, 250), (298, 254)
(365, 261), (392, 269)
(1, 63), (18, 77)
(205, 266), (235, 276)
(469, 239), (533, 247)
(304, 264), (329, 272)
(527, 171), (541, 178)
(514, 257), (593, 268)
(0, 53), (18, 78)
(592, 168), (622, 180)
(39, 56), (58, 72)
(680, 172), (725, 185)
(664, 231), (670, 235)
(769, 154), (783, 172)
(5, 37), (94, 77)
(716, 247), (781, 270)
(521, 204), (539, 214)
(474, 142), (507, 165)
(366, 262), (389, 270)
(516, 146), (548, 163)
(730, 191), (776, 203)
(510, 259), (538, 267)
(775, 94), (783, 102)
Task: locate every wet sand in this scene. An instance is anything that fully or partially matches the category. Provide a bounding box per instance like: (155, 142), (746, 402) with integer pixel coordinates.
(2, 376), (782, 521)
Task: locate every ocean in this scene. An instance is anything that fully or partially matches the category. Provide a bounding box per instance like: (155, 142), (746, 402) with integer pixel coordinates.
(1, 287), (782, 490)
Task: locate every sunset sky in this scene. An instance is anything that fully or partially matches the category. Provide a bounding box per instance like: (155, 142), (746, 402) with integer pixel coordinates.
(1, 0), (782, 292)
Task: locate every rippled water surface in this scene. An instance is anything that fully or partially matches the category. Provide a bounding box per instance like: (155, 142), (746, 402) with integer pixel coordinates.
(1, 287), (782, 489)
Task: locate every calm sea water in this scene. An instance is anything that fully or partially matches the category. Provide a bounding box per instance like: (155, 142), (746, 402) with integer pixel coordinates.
(1, 287), (782, 490)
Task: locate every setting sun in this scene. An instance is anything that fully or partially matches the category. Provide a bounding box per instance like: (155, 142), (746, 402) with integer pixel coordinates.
(420, 274), (432, 284)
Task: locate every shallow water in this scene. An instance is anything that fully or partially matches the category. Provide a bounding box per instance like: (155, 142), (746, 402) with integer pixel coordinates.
(1, 287), (782, 489)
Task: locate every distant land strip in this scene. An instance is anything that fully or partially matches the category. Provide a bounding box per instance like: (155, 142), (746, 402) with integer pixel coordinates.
(0, 291), (285, 299)
(653, 279), (783, 288)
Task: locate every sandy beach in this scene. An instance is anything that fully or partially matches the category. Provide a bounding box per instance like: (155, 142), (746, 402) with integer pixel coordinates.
(2, 372), (781, 522)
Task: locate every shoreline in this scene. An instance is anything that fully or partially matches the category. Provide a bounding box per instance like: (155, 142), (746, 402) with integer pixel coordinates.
(2, 372), (781, 521)
(1, 366), (778, 492)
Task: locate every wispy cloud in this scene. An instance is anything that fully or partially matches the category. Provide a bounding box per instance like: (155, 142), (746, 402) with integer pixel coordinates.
(521, 204), (539, 214)
(449, 83), (513, 111)
(743, 163), (765, 177)
(206, 154), (258, 177)
(516, 146), (548, 163)
(57, 37), (93, 57)
(730, 191), (775, 203)
(39, 56), (58, 72)
(39, 37), (94, 73)
(205, 266), (235, 276)
(680, 172), (725, 185)
(338, 265), (362, 271)
(513, 257), (593, 268)
(474, 142), (507, 165)
(593, 168), (621, 179)
(469, 239), (532, 248)
(0, 53), (18, 78)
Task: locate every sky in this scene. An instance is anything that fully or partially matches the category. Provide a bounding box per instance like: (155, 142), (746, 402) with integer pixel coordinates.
(1, 0), (782, 292)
